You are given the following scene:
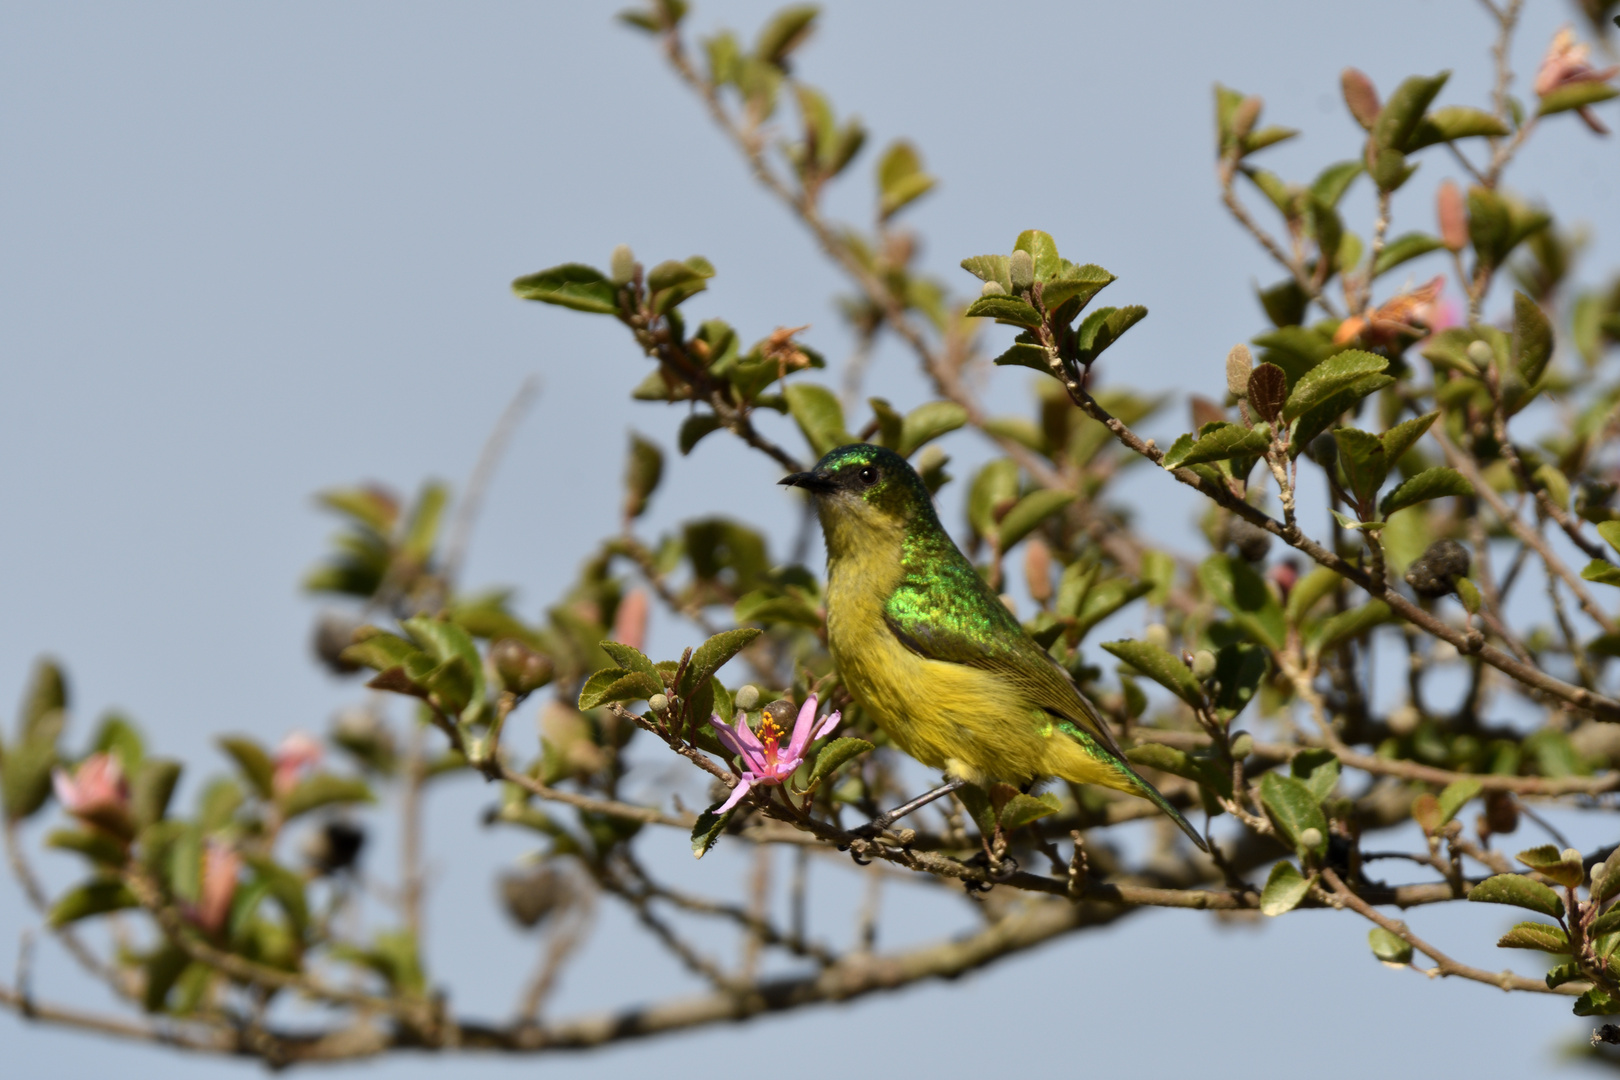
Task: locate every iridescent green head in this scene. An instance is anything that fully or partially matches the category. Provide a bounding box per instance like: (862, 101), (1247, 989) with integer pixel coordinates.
(779, 444), (938, 549)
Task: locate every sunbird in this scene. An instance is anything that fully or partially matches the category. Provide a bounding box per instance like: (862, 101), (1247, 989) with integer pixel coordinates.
(781, 443), (1207, 851)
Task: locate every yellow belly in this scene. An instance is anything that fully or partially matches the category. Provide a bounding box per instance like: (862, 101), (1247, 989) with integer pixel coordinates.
(824, 554), (1133, 793)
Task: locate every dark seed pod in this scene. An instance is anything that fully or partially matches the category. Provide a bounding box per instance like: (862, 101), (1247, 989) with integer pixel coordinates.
(1483, 790), (1519, 836)
(491, 639), (555, 697)
(313, 611), (362, 674)
(303, 819), (366, 875)
(1404, 539), (1470, 598)
(499, 863), (573, 929)
(1226, 516), (1273, 563)
(763, 699), (798, 730)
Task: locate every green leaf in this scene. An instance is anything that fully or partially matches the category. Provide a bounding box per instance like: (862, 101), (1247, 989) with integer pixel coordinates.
(995, 490), (1074, 550)
(1310, 160), (1363, 208)
(690, 800), (734, 859)
(278, 775), (374, 822)
(999, 791), (1061, 831)
(1436, 778), (1482, 827)
(49, 878), (138, 926)
(577, 668), (663, 710)
(1373, 233), (1444, 277)
(876, 140), (935, 220)
(1538, 81), (1620, 117)
(680, 628), (764, 700)
(990, 340), (1051, 373)
(1199, 554), (1286, 650)
(1379, 467), (1472, 517)
(646, 256), (715, 315)
(511, 263), (619, 314)
(1290, 374), (1395, 453)
(217, 736), (275, 800)
(1404, 105), (1510, 149)
(1468, 873), (1564, 919)
(1013, 230), (1061, 281)
(1374, 71), (1449, 153)
(1161, 422), (1271, 469)
(1454, 576), (1482, 613)
(2, 712), (63, 821)
(959, 254), (1012, 292)
(1291, 748), (1340, 803)
(898, 401), (968, 457)
(1100, 640), (1203, 707)
(1333, 428), (1388, 508)
(1516, 844), (1586, 888)
(1283, 349), (1388, 422)
(754, 4), (818, 65)
(1310, 600), (1393, 656)
(806, 737), (872, 791)
(1261, 861), (1311, 916)
(245, 855), (311, 938)
(132, 758), (183, 829)
(1512, 290), (1553, 387)
(1583, 560), (1620, 588)
(1574, 988), (1620, 1017)
(964, 294), (1042, 327)
(783, 383), (849, 459)
(1592, 847), (1620, 904)
(1072, 579), (1152, 642)
(1210, 642), (1267, 723)
(678, 413), (723, 455)
(1038, 262), (1116, 311)
(1496, 921), (1571, 953)
(45, 828), (127, 866)
(1368, 927), (1414, 965)
(1075, 305), (1147, 365)
(1468, 186), (1511, 266)
(1258, 772), (1328, 859)
(1381, 411), (1438, 465)
(1124, 743), (1229, 798)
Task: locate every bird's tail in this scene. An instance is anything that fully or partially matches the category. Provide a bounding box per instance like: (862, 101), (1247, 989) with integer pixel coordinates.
(1060, 721), (1208, 852)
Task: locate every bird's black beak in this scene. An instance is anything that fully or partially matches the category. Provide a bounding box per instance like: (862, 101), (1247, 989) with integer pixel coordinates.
(779, 470), (835, 493)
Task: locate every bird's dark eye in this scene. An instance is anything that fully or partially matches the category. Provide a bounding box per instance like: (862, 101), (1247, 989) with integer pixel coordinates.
(858, 466), (879, 487)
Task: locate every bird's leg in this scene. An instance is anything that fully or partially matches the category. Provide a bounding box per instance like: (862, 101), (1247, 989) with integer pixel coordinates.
(846, 777), (967, 841)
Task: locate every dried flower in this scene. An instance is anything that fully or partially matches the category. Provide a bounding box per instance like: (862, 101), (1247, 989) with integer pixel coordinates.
(196, 840), (241, 935)
(273, 731), (323, 797)
(1534, 27), (1618, 134)
(52, 753), (129, 819)
(1333, 276), (1447, 347)
(709, 695), (840, 812)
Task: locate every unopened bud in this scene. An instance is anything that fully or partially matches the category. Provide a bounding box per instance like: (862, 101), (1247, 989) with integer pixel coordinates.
(1145, 623), (1171, 651)
(1299, 827), (1323, 850)
(1225, 343), (1254, 397)
(611, 589), (649, 652)
(734, 684), (760, 711)
(1482, 790), (1518, 835)
(1340, 68), (1381, 130)
(1231, 96), (1262, 143)
(1191, 649), (1218, 681)
(648, 693), (670, 714)
(1465, 339), (1495, 368)
(1008, 249), (1034, 292)
(1436, 180), (1467, 252)
(491, 639), (554, 697)
(1023, 538), (1053, 604)
(610, 244), (636, 286)
(981, 280), (1006, 297)
(499, 863), (572, 929)
(1229, 732), (1254, 760)
(1387, 704), (1422, 736)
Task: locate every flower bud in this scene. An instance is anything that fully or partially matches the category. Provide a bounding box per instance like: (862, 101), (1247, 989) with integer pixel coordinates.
(1436, 180), (1467, 252)
(1404, 539), (1470, 598)
(1387, 704), (1422, 736)
(1191, 649), (1217, 682)
(1229, 732), (1253, 760)
(1340, 68), (1381, 130)
(734, 684), (760, 711)
(1023, 538), (1053, 604)
(500, 862), (572, 929)
(1230, 96), (1262, 143)
(1299, 826), (1323, 850)
(1465, 339), (1495, 368)
(1145, 623), (1171, 651)
(1008, 249), (1034, 292)
(611, 589), (649, 652)
(981, 280), (1006, 297)
(648, 693), (670, 714)
(610, 243), (636, 286)
(1225, 343), (1254, 398)
(491, 638), (555, 697)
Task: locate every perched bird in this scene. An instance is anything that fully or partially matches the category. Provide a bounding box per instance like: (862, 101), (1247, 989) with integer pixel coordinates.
(781, 443), (1207, 851)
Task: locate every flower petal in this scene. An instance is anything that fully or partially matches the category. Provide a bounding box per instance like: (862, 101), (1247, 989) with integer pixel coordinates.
(784, 695), (820, 760)
(730, 714), (765, 758)
(715, 776), (755, 814)
(813, 710), (841, 741)
(51, 768), (77, 810)
(709, 713), (749, 757)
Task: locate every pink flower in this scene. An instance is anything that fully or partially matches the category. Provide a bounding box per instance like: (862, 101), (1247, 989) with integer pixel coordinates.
(196, 840), (241, 936)
(273, 731), (323, 797)
(1535, 27), (1618, 134)
(709, 695), (840, 813)
(52, 753), (129, 819)
(611, 588), (649, 652)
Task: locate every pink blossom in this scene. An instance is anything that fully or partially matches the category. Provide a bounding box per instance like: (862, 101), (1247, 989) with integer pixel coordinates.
(611, 588), (649, 652)
(196, 840), (241, 936)
(273, 731), (323, 797)
(709, 695), (840, 813)
(1535, 27), (1618, 134)
(51, 753), (129, 818)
